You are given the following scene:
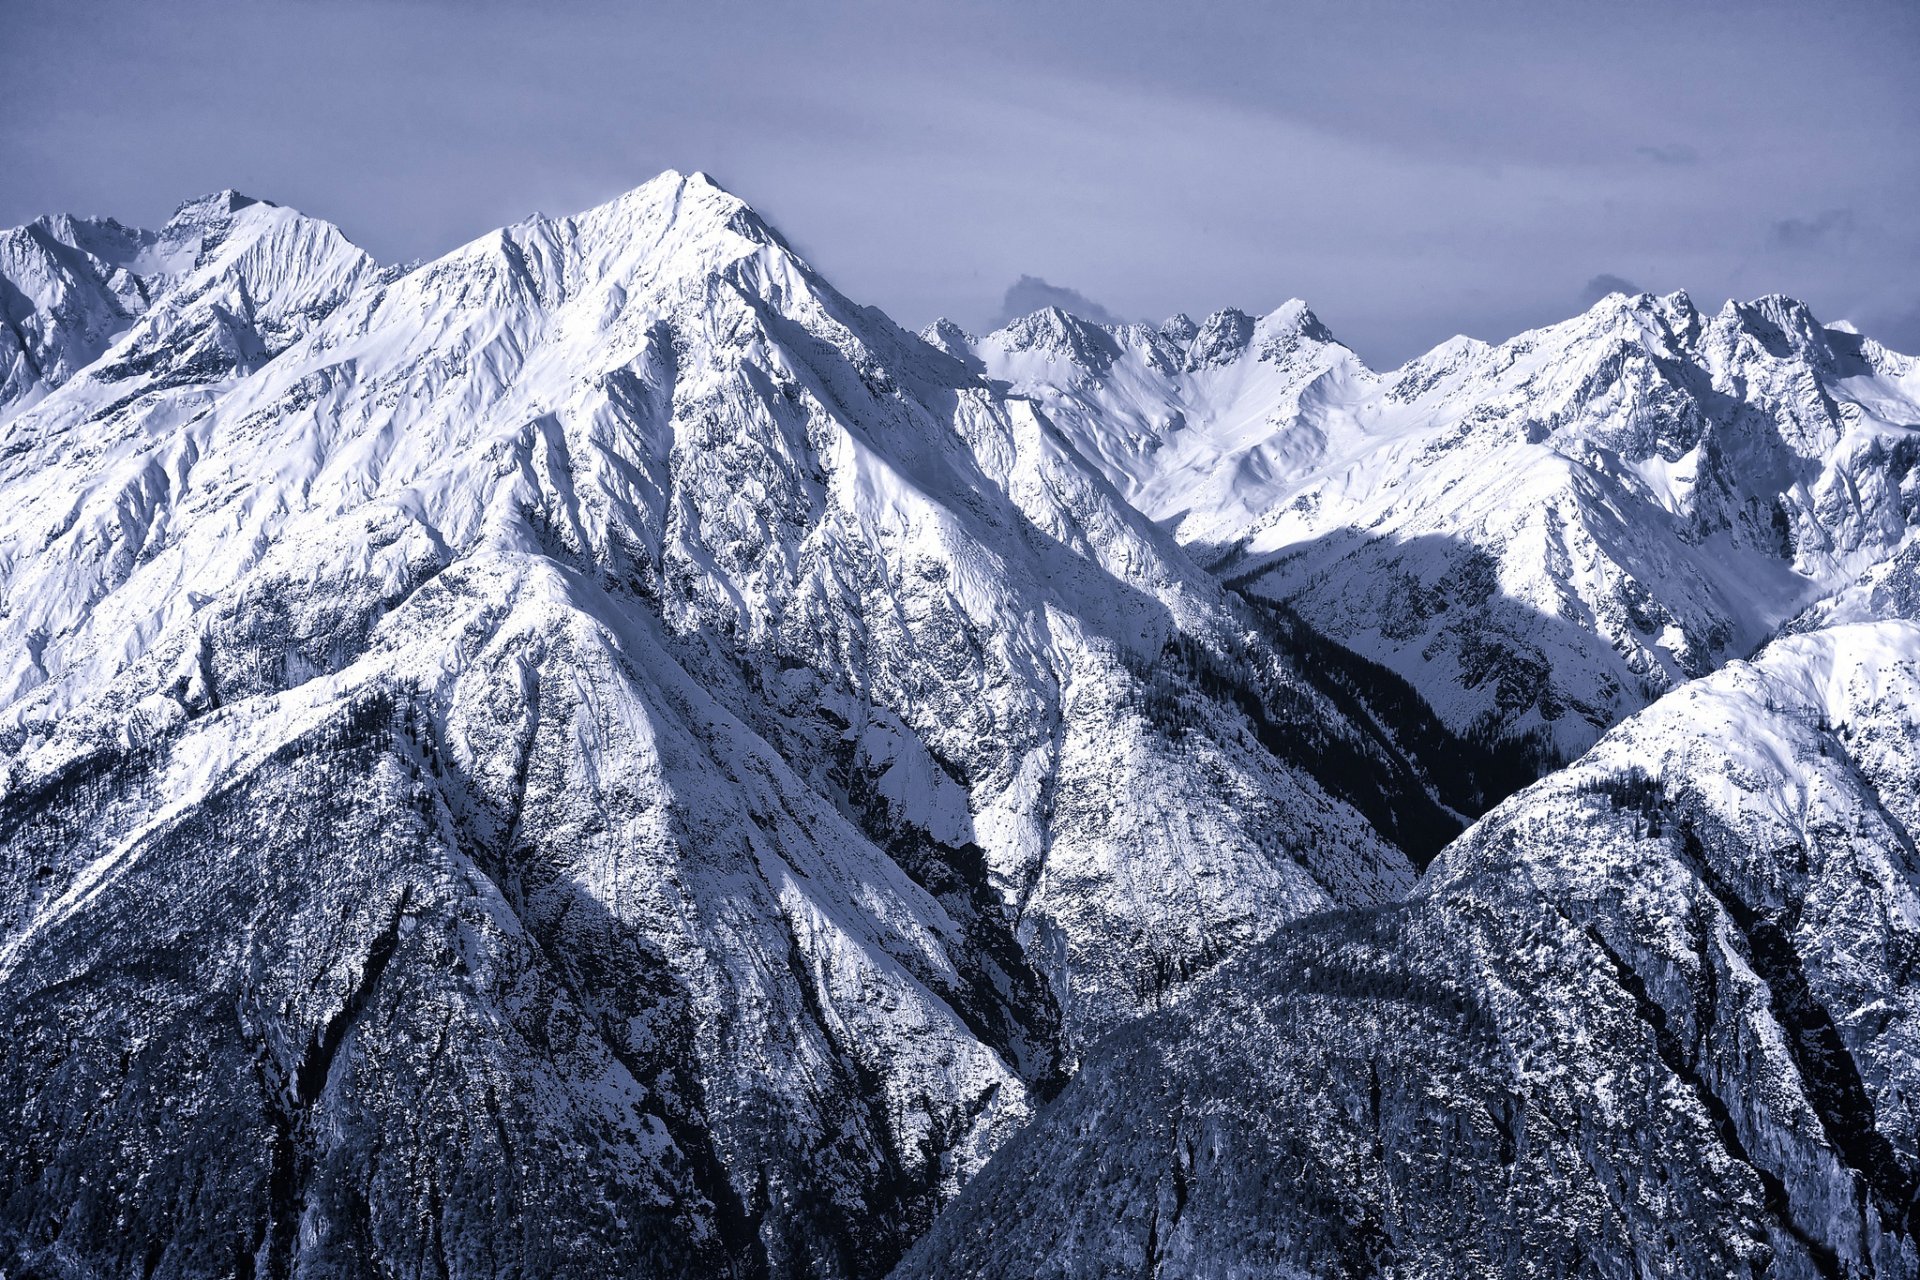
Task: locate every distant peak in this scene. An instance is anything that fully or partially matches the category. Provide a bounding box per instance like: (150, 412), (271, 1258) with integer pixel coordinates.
(167, 190), (270, 225)
(920, 317), (975, 349)
(1184, 307), (1256, 369)
(1585, 286), (1694, 319)
(919, 317), (983, 370)
(1159, 313), (1199, 343)
(1201, 306), (1253, 327)
(1261, 298), (1337, 345)
(1579, 286), (1653, 317)
(1716, 293), (1830, 358)
(1389, 332), (1492, 386)
(991, 306), (1122, 372)
(1739, 292), (1818, 325)
(1004, 305), (1106, 338)
(12, 211), (156, 273)
(1568, 286), (1704, 350)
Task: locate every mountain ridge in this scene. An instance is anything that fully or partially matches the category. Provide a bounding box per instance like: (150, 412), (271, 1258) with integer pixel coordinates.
(973, 286), (1920, 757)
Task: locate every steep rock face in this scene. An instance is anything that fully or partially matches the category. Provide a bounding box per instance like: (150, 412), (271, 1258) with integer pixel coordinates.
(978, 293), (1920, 757)
(0, 173), (1474, 1278)
(897, 611), (1920, 1279)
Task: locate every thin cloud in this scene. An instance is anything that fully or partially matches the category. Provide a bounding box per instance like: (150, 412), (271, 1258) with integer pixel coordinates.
(1770, 209), (1857, 251)
(1581, 273), (1643, 306)
(995, 275), (1124, 327)
(1636, 143), (1699, 166)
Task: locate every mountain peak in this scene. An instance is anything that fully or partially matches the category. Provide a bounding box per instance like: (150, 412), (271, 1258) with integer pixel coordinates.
(1712, 293), (1836, 363)
(1257, 298), (1340, 348)
(1725, 291), (1820, 330)
(1564, 285), (1705, 353)
(1184, 307), (1256, 368)
(165, 190), (269, 226)
(550, 168), (790, 272)
(1579, 285), (1695, 322)
(683, 168), (735, 195)
(919, 316), (977, 359)
(989, 305), (1124, 372)
(1264, 297), (1324, 329)
(1159, 312), (1199, 343)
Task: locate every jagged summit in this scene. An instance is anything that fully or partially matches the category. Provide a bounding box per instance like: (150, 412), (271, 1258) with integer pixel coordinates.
(990, 304), (1126, 371)
(917, 316), (980, 369)
(1567, 286), (1704, 348)
(0, 190), (376, 421)
(987, 299), (1347, 366)
(970, 293), (1371, 546)
(1264, 296), (1335, 339)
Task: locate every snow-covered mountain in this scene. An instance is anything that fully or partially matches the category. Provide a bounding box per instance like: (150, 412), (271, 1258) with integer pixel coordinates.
(969, 293), (1920, 757)
(7, 167), (1915, 1280)
(898, 574), (1920, 1280)
(0, 174), (1496, 1279)
(0, 191), (375, 422)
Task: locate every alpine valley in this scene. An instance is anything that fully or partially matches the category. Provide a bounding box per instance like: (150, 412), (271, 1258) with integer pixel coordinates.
(2, 173), (1916, 1280)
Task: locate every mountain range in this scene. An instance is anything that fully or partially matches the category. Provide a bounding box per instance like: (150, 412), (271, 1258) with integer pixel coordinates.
(955, 292), (1920, 759)
(2, 173), (1915, 1280)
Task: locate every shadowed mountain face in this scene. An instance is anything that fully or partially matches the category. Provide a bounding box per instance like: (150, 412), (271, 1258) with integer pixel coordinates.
(896, 590), (1920, 1280)
(969, 292), (1920, 758)
(0, 173), (1513, 1279)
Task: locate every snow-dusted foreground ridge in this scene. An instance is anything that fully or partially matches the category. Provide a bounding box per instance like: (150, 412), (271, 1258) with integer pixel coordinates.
(0, 173), (1499, 1278)
(898, 593), (1920, 1279)
(968, 292), (1920, 757)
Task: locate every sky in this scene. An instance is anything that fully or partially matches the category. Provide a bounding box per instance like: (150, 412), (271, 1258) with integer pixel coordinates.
(4, 0), (1917, 365)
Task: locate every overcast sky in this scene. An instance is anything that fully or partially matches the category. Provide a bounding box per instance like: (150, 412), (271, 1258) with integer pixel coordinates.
(5, 0), (1917, 364)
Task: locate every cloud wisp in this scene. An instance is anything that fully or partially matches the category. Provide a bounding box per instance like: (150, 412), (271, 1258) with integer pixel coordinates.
(1769, 209), (1858, 251)
(994, 275), (1126, 328)
(1581, 273), (1644, 306)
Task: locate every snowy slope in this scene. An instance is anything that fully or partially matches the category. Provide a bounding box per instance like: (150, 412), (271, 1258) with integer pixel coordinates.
(976, 292), (1920, 756)
(899, 591), (1920, 1280)
(0, 173), (1479, 1279)
(958, 301), (1370, 548)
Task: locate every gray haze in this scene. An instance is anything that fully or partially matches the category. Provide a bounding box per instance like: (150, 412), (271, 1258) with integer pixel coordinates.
(4, 0), (1917, 364)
